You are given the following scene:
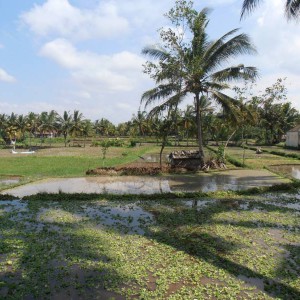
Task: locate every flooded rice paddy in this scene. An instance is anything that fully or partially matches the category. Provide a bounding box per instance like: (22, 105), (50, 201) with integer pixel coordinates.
(1, 169), (288, 197)
(0, 193), (299, 299)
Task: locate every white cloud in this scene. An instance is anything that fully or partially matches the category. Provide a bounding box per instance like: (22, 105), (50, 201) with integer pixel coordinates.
(0, 68), (16, 83)
(39, 39), (146, 92)
(20, 0), (129, 40)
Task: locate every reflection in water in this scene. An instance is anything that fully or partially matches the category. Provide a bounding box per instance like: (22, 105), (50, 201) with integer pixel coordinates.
(80, 203), (153, 235)
(1, 170), (287, 197)
(167, 170), (286, 193)
(0, 177), (20, 185)
(1, 177), (171, 198)
(269, 164), (300, 180)
(0, 200), (28, 212)
(292, 167), (300, 179)
(184, 199), (216, 209)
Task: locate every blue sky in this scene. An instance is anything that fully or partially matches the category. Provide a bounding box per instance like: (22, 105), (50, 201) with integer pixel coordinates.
(0, 0), (299, 124)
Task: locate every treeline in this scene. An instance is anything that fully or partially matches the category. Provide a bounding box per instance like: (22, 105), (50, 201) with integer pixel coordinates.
(0, 78), (299, 148)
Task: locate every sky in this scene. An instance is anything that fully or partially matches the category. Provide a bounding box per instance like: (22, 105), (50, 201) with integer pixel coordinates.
(0, 0), (299, 124)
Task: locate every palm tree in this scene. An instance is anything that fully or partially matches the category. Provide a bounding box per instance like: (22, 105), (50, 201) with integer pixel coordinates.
(241, 0), (300, 19)
(58, 111), (73, 147)
(16, 114), (27, 141)
(81, 120), (93, 147)
(0, 114), (8, 143)
(26, 112), (39, 147)
(94, 118), (115, 137)
(131, 110), (148, 138)
(142, 4), (258, 165)
(6, 113), (20, 142)
(38, 110), (59, 136)
(70, 110), (84, 137)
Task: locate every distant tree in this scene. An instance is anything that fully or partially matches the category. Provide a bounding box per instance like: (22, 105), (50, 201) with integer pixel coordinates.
(251, 78), (300, 144)
(94, 118), (115, 137)
(116, 121), (131, 136)
(26, 112), (39, 146)
(5, 113), (21, 142)
(70, 110), (85, 137)
(58, 111), (73, 147)
(81, 120), (94, 147)
(131, 110), (148, 137)
(38, 110), (59, 137)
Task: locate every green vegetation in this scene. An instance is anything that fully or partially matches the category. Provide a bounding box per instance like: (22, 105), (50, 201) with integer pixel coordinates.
(241, 0), (300, 20)
(0, 146), (156, 179)
(142, 0), (257, 165)
(0, 191), (299, 299)
(207, 145), (300, 170)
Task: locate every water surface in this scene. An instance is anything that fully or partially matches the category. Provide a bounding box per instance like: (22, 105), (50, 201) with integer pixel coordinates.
(269, 164), (300, 179)
(1, 169), (288, 197)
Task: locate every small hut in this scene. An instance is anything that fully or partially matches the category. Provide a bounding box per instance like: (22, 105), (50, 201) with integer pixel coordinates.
(286, 125), (300, 148)
(169, 150), (202, 170)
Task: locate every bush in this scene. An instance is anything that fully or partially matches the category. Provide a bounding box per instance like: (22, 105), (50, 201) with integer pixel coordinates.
(92, 138), (125, 147)
(129, 140), (137, 147)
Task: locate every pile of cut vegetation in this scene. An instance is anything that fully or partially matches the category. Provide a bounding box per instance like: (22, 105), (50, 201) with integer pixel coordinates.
(86, 162), (172, 176)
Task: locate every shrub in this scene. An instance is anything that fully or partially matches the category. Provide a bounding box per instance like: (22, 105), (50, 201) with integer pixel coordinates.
(129, 140), (137, 147)
(92, 138), (125, 147)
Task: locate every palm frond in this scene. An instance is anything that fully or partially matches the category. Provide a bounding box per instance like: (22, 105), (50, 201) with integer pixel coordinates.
(204, 81), (229, 91)
(147, 93), (184, 118)
(286, 0), (300, 18)
(191, 9), (211, 57)
(210, 65), (259, 82)
(141, 84), (177, 108)
(240, 0), (261, 19)
(209, 90), (241, 113)
(204, 34), (257, 73)
(142, 46), (169, 61)
(203, 28), (240, 66)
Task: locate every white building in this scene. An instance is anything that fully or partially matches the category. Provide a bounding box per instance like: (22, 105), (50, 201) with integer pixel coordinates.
(286, 125), (300, 148)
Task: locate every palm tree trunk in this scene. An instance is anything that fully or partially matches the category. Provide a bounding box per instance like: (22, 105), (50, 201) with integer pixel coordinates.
(64, 132), (68, 147)
(159, 139), (166, 170)
(195, 93), (205, 165)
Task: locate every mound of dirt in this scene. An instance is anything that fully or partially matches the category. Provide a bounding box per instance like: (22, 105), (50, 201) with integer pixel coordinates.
(86, 162), (179, 176)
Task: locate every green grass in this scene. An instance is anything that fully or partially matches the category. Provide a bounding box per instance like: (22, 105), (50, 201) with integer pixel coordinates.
(208, 145), (300, 170)
(0, 146), (156, 178)
(0, 193), (299, 299)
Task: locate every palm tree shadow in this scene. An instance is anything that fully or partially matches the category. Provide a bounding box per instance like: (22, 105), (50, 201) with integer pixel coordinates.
(146, 199), (300, 299)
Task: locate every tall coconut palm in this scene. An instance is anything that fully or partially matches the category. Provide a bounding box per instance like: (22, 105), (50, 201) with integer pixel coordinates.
(241, 0), (300, 19)
(38, 110), (59, 137)
(142, 4), (258, 165)
(0, 114), (8, 143)
(70, 110), (84, 137)
(58, 111), (73, 147)
(131, 110), (148, 137)
(26, 112), (39, 147)
(5, 113), (20, 142)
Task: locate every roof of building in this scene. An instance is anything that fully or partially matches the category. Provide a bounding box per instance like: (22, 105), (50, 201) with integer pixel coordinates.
(287, 125), (300, 133)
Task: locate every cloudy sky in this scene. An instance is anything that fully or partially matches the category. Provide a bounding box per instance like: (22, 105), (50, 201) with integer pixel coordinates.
(0, 0), (299, 124)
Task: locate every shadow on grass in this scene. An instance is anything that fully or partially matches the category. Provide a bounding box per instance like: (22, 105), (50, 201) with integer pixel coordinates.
(0, 194), (299, 299)
(148, 200), (300, 299)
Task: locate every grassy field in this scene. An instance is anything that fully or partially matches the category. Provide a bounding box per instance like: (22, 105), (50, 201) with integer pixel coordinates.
(0, 145), (299, 299)
(0, 145), (157, 178)
(0, 192), (299, 299)
(208, 146), (300, 170)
